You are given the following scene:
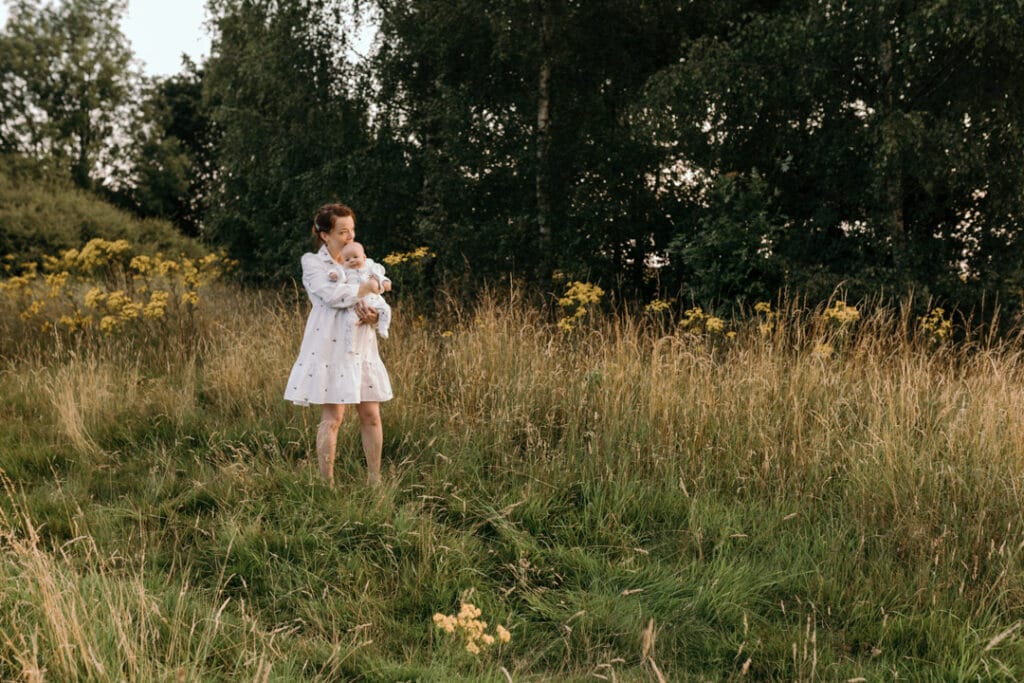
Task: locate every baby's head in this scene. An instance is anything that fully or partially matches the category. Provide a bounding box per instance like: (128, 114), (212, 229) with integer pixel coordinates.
(341, 241), (367, 270)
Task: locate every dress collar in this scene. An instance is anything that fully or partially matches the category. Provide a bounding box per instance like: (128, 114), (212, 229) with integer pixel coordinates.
(317, 245), (341, 265)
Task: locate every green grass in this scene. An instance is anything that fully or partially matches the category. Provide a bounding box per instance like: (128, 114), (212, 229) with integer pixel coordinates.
(2, 288), (1024, 680)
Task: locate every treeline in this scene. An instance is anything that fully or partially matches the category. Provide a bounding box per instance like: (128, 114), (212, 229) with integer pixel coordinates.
(2, 0), (1023, 315)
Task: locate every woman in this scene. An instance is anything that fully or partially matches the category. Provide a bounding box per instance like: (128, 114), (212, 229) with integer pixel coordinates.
(284, 203), (393, 486)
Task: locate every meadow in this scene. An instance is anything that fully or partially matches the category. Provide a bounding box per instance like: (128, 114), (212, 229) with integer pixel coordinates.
(3, 243), (1024, 680)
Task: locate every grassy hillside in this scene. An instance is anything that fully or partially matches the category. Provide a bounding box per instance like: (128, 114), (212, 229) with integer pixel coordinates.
(2, 276), (1024, 680)
(0, 154), (204, 263)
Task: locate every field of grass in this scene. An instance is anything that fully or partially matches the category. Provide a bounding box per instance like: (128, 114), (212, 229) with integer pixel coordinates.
(3, 279), (1024, 680)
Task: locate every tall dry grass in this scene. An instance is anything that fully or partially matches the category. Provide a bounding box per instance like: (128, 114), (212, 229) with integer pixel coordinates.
(3, 285), (1024, 678)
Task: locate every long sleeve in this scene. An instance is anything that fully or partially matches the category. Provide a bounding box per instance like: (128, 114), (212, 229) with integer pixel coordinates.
(367, 258), (391, 287)
(301, 253), (360, 308)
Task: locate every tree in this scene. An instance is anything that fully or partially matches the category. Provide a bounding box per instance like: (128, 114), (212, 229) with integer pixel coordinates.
(371, 0), (696, 293)
(203, 0), (374, 282)
(637, 0), (1024, 309)
(0, 0), (139, 189)
(105, 58), (215, 236)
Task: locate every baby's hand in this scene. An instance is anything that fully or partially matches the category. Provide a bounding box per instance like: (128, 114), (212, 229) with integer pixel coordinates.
(327, 271), (339, 282)
(383, 279), (392, 292)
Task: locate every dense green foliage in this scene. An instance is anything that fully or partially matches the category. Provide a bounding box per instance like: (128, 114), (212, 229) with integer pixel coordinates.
(0, 0), (138, 189)
(4, 0), (1024, 312)
(201, 0), (380, 282)
(0, 155), (205, 262)
(637, 0), (1024, 307)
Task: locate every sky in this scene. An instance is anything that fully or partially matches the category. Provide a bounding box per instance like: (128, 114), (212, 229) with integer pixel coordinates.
(0, 0), (211, 77)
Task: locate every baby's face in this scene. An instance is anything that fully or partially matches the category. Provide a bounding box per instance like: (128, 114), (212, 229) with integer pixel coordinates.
(342, 244), (366, 269)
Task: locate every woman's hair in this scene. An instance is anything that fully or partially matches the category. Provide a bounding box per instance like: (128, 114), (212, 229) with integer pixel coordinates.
(312, 203), (356, 248)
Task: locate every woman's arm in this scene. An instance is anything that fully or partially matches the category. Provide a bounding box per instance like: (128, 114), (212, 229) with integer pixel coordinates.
(368, 259), (392, 292)
(301, 253), (361, 308)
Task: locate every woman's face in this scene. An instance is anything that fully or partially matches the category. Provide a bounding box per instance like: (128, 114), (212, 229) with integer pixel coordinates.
(320, 215), (355, 256)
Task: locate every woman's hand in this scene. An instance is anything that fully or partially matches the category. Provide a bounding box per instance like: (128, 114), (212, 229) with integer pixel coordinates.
(357, 279), (381, 297)
(355, 301), (379, 326)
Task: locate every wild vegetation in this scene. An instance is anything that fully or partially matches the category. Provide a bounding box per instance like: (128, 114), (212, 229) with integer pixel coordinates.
(3, 237), (1024, 678)
(4, 1), (1024, 309)
(4, 0), (1024, 679)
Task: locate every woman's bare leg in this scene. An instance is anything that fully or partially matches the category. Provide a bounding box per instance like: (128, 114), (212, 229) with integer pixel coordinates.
(317, 403), (345, 487)
(356, 401), (382, 485)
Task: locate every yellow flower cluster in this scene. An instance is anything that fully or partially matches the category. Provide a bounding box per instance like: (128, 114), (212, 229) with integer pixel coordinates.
(433, 602), (511, 655)
(644, 298), (671, 314)
(383, 246), (434, 267)
(0, 272), (36, 294)
(823, 300), (860, 325)
(919, 307), (952, 342)
(558, 281), (604, 308)
(678, 306), (725, 335)
(3, 239), (233, 338)
(754, 301), (778, 336)
(43, 238), (131, 275)
(812, 342), (834, 359)
(557, 281), (605, 332)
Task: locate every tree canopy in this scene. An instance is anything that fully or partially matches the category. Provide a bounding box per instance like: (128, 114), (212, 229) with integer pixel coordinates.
(2, 0), (1023, 315)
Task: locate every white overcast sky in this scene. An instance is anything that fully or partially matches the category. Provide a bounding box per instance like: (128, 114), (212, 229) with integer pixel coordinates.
(1, 0), (211, 77)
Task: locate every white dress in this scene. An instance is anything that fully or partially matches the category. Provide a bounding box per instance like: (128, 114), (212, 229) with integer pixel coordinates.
(284, 246), (393, 406)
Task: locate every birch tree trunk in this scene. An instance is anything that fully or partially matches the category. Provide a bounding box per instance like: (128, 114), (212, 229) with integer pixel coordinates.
(536, 0), (553, 248)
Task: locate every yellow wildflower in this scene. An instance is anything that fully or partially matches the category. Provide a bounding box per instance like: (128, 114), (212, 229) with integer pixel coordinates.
(120, 302), (143, 320)
(754, 301), (772, 315)
(441, 330), (453, 338)
(726, 330), (737, 339)
(383, 246), (433, 267)
(919, 307), (952, 342)
(45, 271), (69, 298)
(84, 287), (107, 309)
(823, 300), (860, 325)
(156, 258), (180, 276)
(100, 315), (120, 334)
(644, 298), (671, 314)
(705, 316), (725, 333)
(558, 281), (604, 308)
(433, 602), (509, 654)
(130, 255), (153, 274)
(144, 291), (170, 319)
(679, 306), (705, 329)
(20, 300), (44, 320)
(812, 342), (834, 359)
(433, 613), (457, 633)
(60, 248), (80, 269)
(1, 274), (36, 293)
(181, 290), (200, 306)
(105, 290), (130, 312)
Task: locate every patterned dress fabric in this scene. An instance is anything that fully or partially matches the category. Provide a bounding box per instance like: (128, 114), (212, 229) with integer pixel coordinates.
(284, 246), (393, 406)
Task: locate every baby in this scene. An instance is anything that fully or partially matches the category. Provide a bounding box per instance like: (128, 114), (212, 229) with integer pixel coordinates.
(328, 241), (392, 341)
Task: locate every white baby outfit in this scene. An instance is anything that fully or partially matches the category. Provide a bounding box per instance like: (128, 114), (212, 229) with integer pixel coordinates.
(341, 258), (392, 345)
(284, 246), (393, 406)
